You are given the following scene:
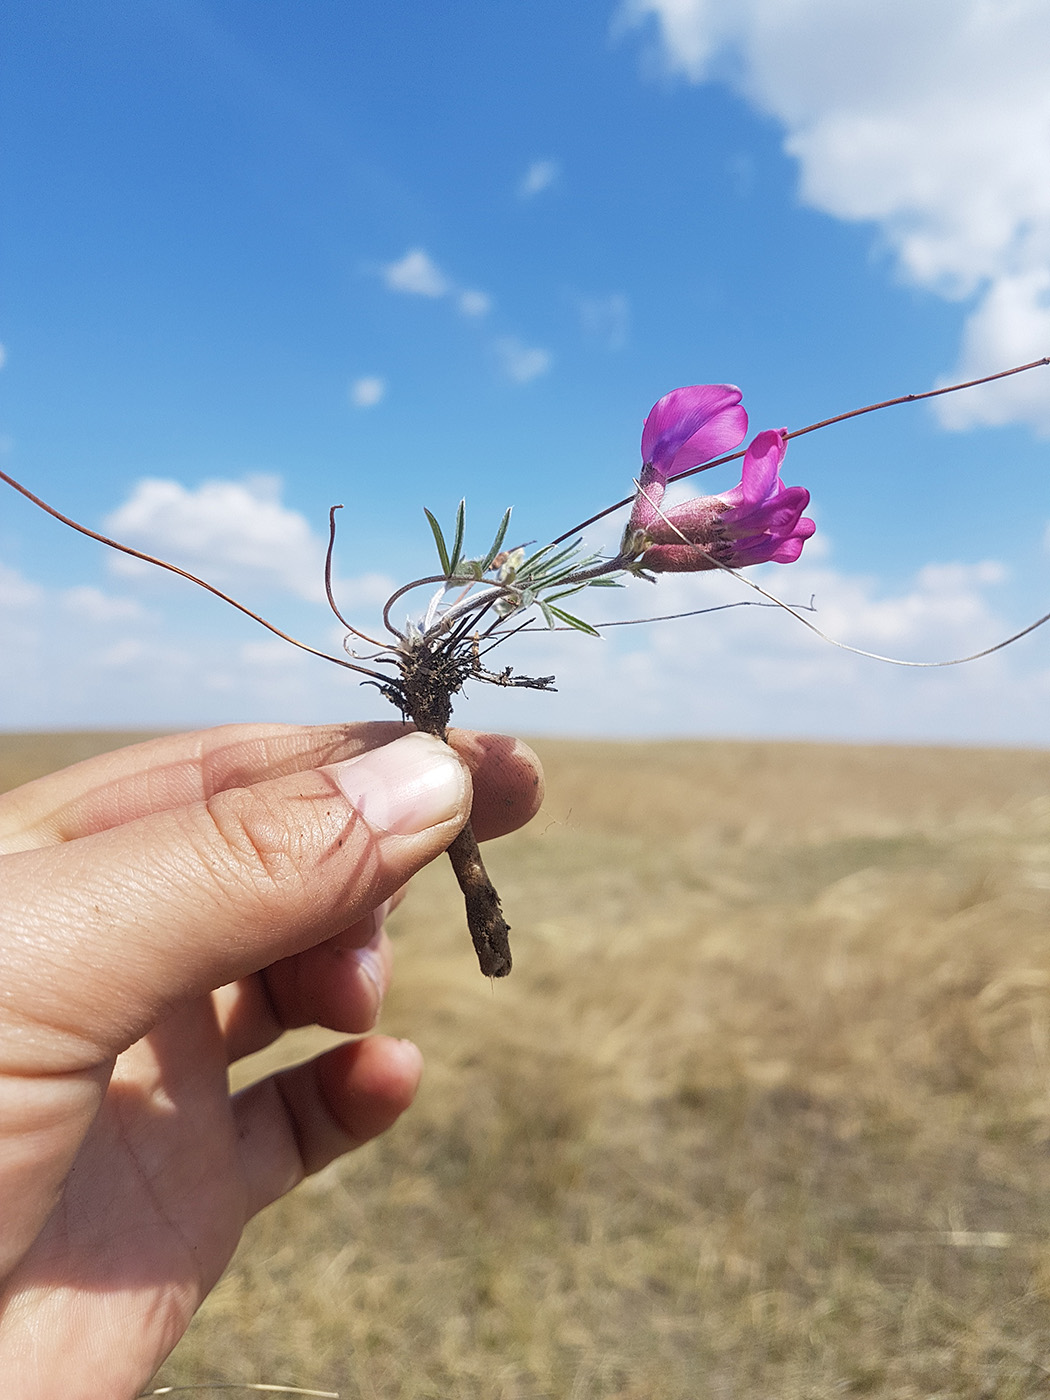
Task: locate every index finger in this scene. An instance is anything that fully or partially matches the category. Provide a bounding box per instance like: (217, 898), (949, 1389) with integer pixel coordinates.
(0, 722), (544, 851)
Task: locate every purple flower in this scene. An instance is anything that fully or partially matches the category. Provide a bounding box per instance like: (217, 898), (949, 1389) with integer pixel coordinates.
(633, 428), (816, 573)
(639, 384), (749, 480)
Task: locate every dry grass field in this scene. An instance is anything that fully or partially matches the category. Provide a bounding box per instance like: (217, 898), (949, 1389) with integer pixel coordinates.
(7, 732), (1050, 1398)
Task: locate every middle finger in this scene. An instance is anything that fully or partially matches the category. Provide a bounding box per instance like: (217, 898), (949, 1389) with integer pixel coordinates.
(216, 899), (395, 1064)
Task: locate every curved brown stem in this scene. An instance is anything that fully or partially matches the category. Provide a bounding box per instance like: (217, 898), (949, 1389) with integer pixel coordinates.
(0, 468), (387, 681)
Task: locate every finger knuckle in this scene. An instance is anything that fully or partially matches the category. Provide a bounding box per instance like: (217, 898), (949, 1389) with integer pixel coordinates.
(200, 784), (316, 895)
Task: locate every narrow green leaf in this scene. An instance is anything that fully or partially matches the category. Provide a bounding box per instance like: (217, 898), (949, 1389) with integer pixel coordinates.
(529, 553), (604, 590)
(547, 605), (601, 637)
(544, 548), (605, 580)
(448, 499), (466, 574)
(518, 538), (565, 575)
(522, 540), (581, 579)
(533, 562), (591, 589)
(482, 508), (513, 570)
(587, 577), (624, 588)
(423, 508), (451, 575)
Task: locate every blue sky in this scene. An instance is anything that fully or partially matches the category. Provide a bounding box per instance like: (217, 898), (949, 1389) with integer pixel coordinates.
(3, 0), (1050, 741)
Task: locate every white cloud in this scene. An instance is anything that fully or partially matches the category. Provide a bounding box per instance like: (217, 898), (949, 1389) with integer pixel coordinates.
(518, 158), (561, 199)
(60, 585), (147, 623)
(2, 536), (1050, 743)
(379, 250), (494, 321)
(0, 561), (42, 609)
(620, 0), (1050, 433)
(238, 639), (301, 668)
(448, 550), (1047, 744)
(328, 571), (398, 608)
(495, 337), (552, 384)
(103, 475), (328, 602)
(579, 293), (630, 350)
(96, 637), (149, 670)
(458, 289), (492, 318)
(349, 375), (386, 408)
(936, 272), (1050, 429)
(0, 548), (399, 730)
(382, 248), (450, 298)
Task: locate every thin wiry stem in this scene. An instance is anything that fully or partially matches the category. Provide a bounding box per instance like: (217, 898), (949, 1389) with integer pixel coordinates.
(546, 355), (1050, 549)
(0, 468), (388, 682)
(143, 1386), (340, 1397)
(381, 575), (447, 638)
(634, 479), (1050, 669)
(716, 563), (1050, 668)
(445, 598), (500, 651)
(324, 504), (386, 647)
(782, 354), (1050, 448)
(475, 607), (521, 644)
(487, 598), (816, 639)
(578, 598), (816, 628)
(474, 614), (551, 657)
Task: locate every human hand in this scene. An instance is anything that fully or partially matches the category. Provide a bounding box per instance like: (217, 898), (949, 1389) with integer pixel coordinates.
(0, 721), (543, 1399)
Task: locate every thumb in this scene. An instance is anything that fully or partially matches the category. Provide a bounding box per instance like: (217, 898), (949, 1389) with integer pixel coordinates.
(0, 732), (469, 1068)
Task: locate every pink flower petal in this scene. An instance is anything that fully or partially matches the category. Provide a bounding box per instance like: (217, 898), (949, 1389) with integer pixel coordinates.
(641, 384), (748, 478)
(725, 428), (787, 508)
(725, 485), (810, 539)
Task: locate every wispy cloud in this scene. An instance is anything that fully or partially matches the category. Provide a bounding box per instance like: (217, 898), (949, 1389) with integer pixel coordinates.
(349, 375), (386, 408)
(378, 247), (552, 383)
(579, 293), (630, 350)
(382, 247), (450, 298)
(495, 337), (552, 385)
(622, 0), (1050, 434)
(60, 585), (148, 623)
(0, 547), (399, 729)
(0, 560), (41, 608)
(518, 158), (561, 199)
(103, 475), (328, 602)
(379, 249), (491, 318)
(458, 289), (491, 318)
(4, 530), (1050, 743)
(448, 550), (1045, 744)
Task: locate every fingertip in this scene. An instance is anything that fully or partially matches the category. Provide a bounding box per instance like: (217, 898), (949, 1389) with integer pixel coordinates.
(236, 1035), (424, 1214)
(315, 1034), (423, 1152)
(448, 730), (545, 840)
(326, 731), (470, 837)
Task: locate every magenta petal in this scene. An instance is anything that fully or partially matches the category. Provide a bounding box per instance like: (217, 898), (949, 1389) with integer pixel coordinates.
(767, 530), (812, 564)
(726, 486), (810, 538)
(666, 406), (749, 476)
(734, 429), (787, 506)
(725, 534), (775, 566)
(641, 384), (747, 477)
(733, 515), (816, 567)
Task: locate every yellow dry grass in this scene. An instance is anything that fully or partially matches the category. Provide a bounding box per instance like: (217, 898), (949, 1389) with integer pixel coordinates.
(8, 733), (1050, 1398)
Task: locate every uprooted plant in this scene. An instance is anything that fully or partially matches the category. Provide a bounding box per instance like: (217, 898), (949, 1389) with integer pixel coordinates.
(2, 357), (1048, 974)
